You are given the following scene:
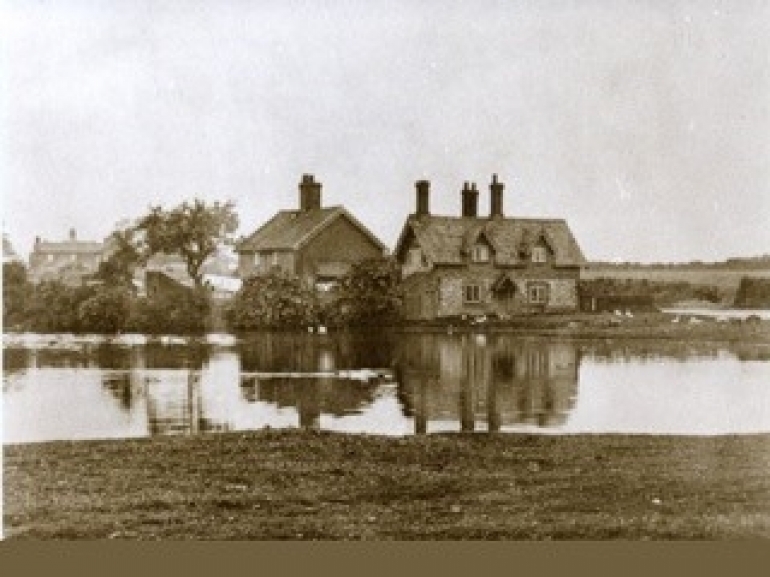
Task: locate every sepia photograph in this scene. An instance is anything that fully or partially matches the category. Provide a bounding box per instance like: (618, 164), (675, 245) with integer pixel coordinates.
(2, 0), (769, 540)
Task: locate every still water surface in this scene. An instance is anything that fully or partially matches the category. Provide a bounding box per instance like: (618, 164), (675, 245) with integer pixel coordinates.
(3, 332), (770, 443)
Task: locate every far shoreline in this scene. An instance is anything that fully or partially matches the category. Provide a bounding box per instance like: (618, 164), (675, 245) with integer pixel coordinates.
(3, 311), (770, 343)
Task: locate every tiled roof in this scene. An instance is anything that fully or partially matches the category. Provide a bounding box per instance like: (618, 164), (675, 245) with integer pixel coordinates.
(397, 215), (586, 267)
(34, 240), (104, 254)
(237, 206), (386, 253)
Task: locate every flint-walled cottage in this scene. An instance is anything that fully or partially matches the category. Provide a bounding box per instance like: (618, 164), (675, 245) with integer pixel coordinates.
(236, 174), (388, 291)
(394, 175), (586, 320)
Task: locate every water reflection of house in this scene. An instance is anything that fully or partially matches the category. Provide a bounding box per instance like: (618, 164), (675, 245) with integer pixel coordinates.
(237, 331), (395, 373)
(395, 334), (580, 433)
(239, 377), (379, 431)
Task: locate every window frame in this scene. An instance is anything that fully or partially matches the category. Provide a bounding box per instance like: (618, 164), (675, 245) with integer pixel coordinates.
(472, 244), (490, 263)
(528, 282), (549, 304)
(531, 245), (548, 263)
(464, 283), (482, 303)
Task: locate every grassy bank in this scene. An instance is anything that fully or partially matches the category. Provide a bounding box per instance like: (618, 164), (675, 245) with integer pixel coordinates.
(4, 431), (770, 540)
(398, 312), (770, 343)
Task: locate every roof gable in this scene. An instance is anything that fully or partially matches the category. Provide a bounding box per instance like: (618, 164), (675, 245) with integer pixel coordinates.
(237, 207), (386, 253)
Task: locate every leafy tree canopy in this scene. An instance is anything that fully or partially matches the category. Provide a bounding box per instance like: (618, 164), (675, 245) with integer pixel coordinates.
(137, 199), (238, 287)
(330, 257), (403, 326)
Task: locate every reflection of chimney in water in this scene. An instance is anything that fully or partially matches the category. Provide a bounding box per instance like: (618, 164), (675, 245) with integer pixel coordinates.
(460, 343), (476, 432)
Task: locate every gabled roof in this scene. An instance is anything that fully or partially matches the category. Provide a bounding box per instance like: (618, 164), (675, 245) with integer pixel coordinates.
(236, 206), (387, 253)
(395, 215), (586, 267)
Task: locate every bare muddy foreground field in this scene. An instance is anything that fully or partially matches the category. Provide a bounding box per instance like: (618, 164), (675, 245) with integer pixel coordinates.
(4, 431), (770, 540)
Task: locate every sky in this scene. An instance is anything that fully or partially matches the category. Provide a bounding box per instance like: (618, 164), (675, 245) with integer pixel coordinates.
(2, 0), (769, 263)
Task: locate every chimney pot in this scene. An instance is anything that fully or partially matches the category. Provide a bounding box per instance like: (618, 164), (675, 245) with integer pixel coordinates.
(415, 180), (430, 217)
(461, 180), (479, 218)
(299, 174), (322, 211)
(490, 174), (505, 218)
(69, 228), (76, 241)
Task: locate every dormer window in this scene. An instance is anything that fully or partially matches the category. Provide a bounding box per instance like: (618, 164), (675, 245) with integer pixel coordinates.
(472, 244), (490, 263)
(532, 246), (547, 263)
(408, 247), (422, 267)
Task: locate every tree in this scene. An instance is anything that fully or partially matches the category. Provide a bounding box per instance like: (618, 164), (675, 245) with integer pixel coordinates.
(329, 257), (403, 326)
(2, 262), (31, 329)
(230, 269), (320, 329)
(137, 199), (238, 287)
(96, 227), (143, 287)
(78, 286), (133, 333)
(25, 281), (95, 332)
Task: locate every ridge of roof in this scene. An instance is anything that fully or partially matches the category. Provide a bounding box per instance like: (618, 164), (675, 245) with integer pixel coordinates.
(236, 205), (386, 253)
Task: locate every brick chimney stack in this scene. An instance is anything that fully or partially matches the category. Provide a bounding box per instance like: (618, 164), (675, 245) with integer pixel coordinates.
(415, 180), (430, 217)
(461, 181), (479, 218)
(299, 174), (322, 212)
(69, 228), (77, 241)
(490, 174), (504, 218)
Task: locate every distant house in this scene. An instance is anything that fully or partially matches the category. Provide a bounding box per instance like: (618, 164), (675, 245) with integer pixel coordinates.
(28, 229), (104, 285)
(394, 176), (586, 320)
(236, 174), (388, 291)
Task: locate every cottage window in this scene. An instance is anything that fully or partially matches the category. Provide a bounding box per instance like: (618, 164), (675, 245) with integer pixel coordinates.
(408, 247), (422, 267)
(532, 246), (547, 263)
(271, 252), (279, 266)
(528, 283), (548, 304)
(472, 244), (490, 263)
(464, 284), (482, 303)
(254, 253), (261, 267)
(47, 254), (54, 262)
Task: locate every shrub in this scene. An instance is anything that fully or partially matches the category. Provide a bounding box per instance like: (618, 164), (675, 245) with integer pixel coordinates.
(328, 257), (403, 327)
(230, 269), (319, 330)
(78, 287), (134, 333)
(2, 262), (31, 329)
(127, 288), (210, 334)
(24, 281), (96, 332)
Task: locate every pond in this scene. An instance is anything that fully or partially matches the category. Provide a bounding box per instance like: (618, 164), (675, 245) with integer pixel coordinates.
(3, 332), (770, 443)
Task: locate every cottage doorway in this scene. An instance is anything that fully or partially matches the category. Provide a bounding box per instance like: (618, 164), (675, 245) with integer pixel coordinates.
(493, 276), (518, 316)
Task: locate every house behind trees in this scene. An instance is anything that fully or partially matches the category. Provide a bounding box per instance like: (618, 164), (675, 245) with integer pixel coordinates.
(28, 229), (104, 285)
(394, 175), (586, 320)
(236, 174), (388, 292)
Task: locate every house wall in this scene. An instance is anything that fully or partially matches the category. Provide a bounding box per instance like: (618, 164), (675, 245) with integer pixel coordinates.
(238, 250), (296, 278)
(296, 215), (384, 285)
(401, 265), (580, 320)
(28, 250), (103, 283)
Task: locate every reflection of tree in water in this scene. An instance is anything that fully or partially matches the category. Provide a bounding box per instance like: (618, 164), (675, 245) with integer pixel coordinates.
(145, 372), (232, 436)
(735, 345), (770, 362)
(395, 334), (580, 433)
(2, 348), (30, 377)
(239, 376), (379, 430)
(101, 373), (134, 411)
(142, 343), (210, 369)
(237, 331), (396, 373)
